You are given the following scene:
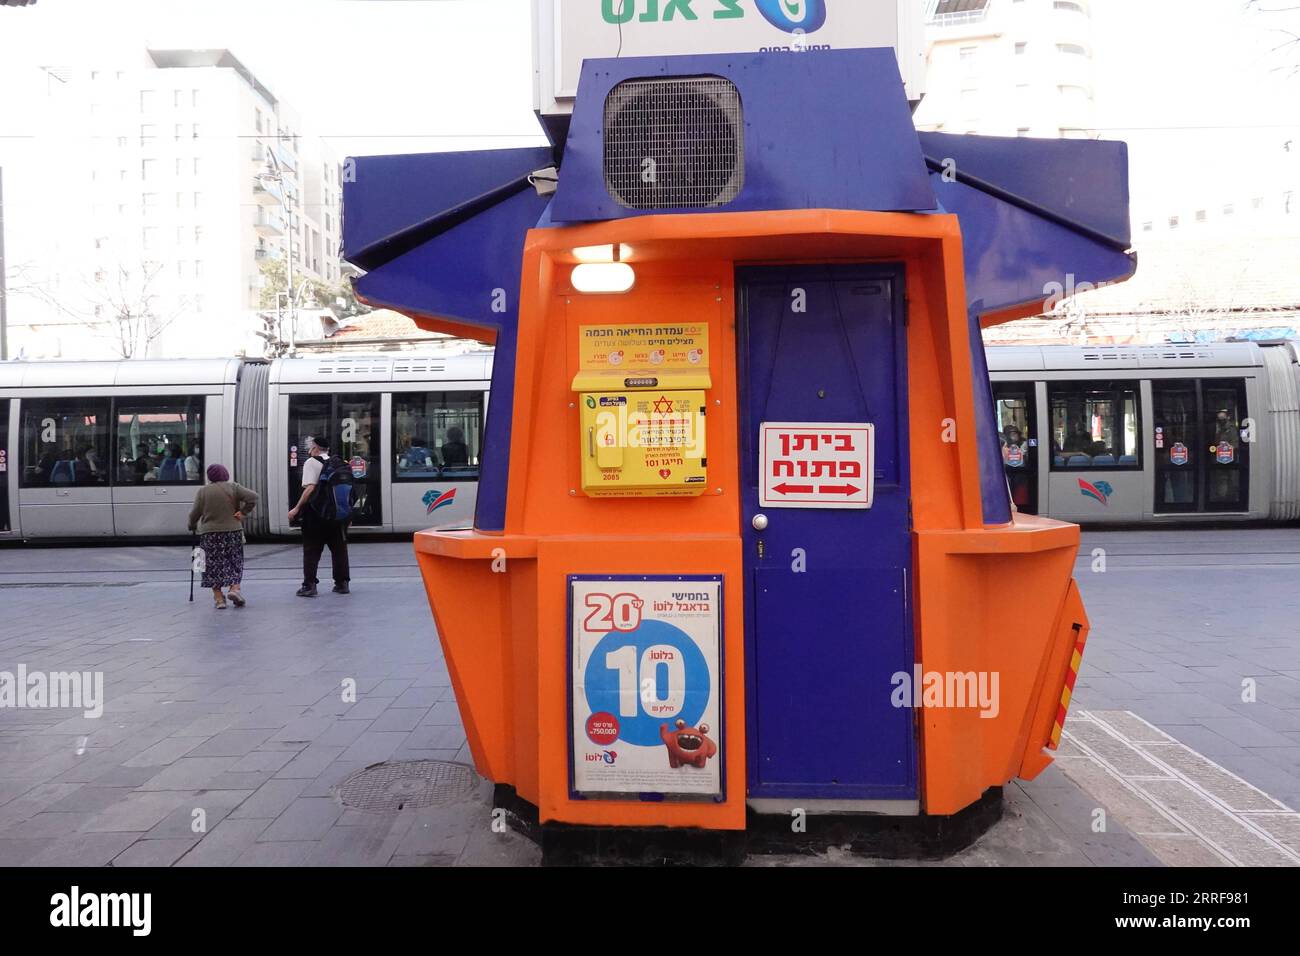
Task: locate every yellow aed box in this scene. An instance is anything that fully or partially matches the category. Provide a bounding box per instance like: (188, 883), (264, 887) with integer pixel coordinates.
(573, 372), (710, 498)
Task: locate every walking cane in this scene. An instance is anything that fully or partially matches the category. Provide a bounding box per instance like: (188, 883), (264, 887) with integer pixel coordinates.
(189, 535), (197, 602)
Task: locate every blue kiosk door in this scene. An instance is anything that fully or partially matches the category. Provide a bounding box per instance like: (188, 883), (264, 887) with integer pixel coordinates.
(738, 265), (916, 802)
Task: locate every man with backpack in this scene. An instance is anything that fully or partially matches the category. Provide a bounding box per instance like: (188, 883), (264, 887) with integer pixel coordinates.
(288, 434), (352, 597)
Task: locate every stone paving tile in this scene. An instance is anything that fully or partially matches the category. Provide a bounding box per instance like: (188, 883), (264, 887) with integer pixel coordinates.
(173, 818), (270, 867)
(186, 729), (276, 758)
(258, 797), (343, 842)
(145, 790), (254, 839)
(24, 831), (139, 867)
(111, 836), (200, 867)
(232, 840), (315, 867)
(136, 756), (241, 791)
(229, 778), (313, 820)
(0, 838), (58, 866)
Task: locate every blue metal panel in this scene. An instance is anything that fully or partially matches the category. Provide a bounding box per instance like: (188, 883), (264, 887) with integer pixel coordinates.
(551, 49), (937, 224)
(919, 132), (1132, 250)
(342, 147), (554, 271)
(931, 171), (1137, 319)
(353, 188), (552, 532)
(738, 265), (915, 800)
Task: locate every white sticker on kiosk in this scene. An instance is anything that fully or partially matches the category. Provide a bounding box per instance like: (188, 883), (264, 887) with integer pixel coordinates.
(760, 422), (874, 510)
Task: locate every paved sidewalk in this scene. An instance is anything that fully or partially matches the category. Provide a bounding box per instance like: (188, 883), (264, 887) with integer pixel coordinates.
(0, 530), (1296, 866)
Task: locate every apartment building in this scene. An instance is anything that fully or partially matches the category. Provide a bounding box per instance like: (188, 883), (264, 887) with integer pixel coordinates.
(914, 0), (1098, 138)
(1, 49), (342, 360)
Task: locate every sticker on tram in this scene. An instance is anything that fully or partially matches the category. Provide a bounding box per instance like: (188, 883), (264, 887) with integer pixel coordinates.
(1214, 442), (1235, 465)
(1170, 443), (1189, 466)
(1078, 479), (1113, 506)
(349, 455), (367, 479)
(422, 488), (457, 514)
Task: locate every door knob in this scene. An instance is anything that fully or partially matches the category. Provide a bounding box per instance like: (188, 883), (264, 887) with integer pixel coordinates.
(752, 513), (769, 531)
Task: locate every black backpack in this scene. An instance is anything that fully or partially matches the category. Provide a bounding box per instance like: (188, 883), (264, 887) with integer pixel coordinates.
(308, 454), (354, 522)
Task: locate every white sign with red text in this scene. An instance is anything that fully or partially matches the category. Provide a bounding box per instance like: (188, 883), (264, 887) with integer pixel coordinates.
(759, 422), (874, 510)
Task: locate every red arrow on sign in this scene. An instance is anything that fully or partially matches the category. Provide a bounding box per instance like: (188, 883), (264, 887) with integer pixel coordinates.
(771, 483), (815, 495)
(818, 485), (862, 496)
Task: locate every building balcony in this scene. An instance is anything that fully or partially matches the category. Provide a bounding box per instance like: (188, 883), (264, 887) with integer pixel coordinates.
(927, 0), (992, 28)
(253, 176), (285, 206)
(254, 208), (285, 237)
(254, 245), (282, 262)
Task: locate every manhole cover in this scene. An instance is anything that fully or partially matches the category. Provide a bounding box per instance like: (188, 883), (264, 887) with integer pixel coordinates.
(336, 760), (477, 811)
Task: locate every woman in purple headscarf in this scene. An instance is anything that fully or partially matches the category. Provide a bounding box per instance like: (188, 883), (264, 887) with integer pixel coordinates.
(187, 464), (259, 609)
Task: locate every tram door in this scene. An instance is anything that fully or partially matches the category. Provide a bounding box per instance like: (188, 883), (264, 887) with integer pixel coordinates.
(739, 266), (915, 802)
(287, 393), (382, 527)
(1152, 379), (1249, 514)
(993, 382), (1038, 514)
(0, 400), (10, 533)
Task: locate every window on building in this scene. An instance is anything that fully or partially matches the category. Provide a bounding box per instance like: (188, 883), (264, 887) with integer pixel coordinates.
(960, 46), (977, 74)
(1017, 127), (1031, 137)
(174, 90), (183, 108)
(1168, 215), (1180, 229)
(1253, 197), (1264, 209)
(194, 260), (203, 280)
(139, 90), (155, 112)
(1195, 209), (1207, 222)
(191, 90), (200, 108)
(142, 226), (159, 249)
(193, 157), (201, 175)
(1049, 382), (1140, 470)
(1053, 1), (1085, 12)
(140, 124), (157, 145)
(193, 192), (203, 207)
(141, 192), (158, 211)
(392, 392), (484, 481)
(141, 159), (157, 179)
(1015, 42), (1027, 55)
(176, 226), (186, 244)
(116, 136), (127, 148)
(174, 123), (184, 141)
(194, 294), (205, 313)
(1142, 221), (1153, 231)
(192, 123), (200, 139)
(194, 225), (204, 243)
(1057, 43), (1088, 56)
(1223, 204), (1234, 216)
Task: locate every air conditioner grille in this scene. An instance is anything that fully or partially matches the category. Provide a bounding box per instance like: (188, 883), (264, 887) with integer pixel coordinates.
(603, 76), (744, 211)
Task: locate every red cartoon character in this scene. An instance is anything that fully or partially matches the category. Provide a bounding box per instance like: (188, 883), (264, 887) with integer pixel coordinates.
(660, 719), (718, 769)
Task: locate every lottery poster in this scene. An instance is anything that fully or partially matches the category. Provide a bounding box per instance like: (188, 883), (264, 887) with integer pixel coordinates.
(569, 576), (723, 801)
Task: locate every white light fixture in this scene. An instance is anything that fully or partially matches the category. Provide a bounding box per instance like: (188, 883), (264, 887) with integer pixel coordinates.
(572, 262), (636, 294)
(571, 243), (634, 263)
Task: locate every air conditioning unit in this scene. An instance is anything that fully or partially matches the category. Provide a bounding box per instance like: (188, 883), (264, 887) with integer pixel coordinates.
(603, 76), (745, 210)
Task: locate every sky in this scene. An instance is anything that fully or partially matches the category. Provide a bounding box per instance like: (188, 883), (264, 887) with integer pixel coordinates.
(0, 0), (1297, 205)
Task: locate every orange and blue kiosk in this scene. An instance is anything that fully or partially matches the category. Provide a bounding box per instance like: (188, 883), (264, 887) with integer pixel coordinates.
(342, 49), (1135, 857)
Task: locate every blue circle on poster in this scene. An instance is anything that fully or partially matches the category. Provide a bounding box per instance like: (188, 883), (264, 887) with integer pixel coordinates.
(584, 619), (711, 748)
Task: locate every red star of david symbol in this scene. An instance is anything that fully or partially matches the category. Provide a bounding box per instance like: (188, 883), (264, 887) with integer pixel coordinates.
(652, 395), (674, 415)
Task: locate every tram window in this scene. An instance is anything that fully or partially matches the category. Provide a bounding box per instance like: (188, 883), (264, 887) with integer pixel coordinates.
(392, 392), (483, 481)
(1048, 382), (1140, 470)
(19, 398), (111, 487)
(114, 397), (204, 484)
